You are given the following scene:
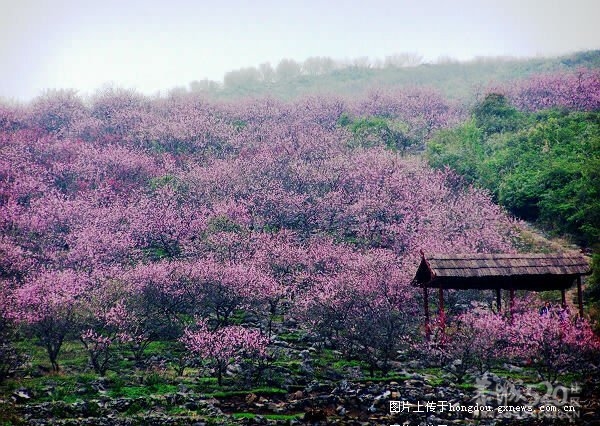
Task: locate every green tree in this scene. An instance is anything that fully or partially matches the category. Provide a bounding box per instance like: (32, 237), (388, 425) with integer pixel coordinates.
(427, 104), (600, 246)
(473, 93), (523, 135)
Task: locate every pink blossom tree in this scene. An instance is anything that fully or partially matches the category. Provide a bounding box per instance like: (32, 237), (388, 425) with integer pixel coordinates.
(506, 309), (600, 383)
(493, 69), (600, 112)
(27, 89), (87, 137)
(123, 261), (189, 338)
(415, 306), (509, 381)
(75, 275), (137, 375)
(181, 319), (269, 385)
(0, 279), (21, 383)
(297, 249), (419, 376)
(80, 329), (114, 376)
(416, 303), (600, 384)
(130, 188), (207, 260)
(14, 269), (88, 371)
(87, 87), (150, 143)
(247, 230), (311, 336)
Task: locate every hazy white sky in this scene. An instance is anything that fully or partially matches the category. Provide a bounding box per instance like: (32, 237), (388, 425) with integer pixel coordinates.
(2, 0), (599, 101)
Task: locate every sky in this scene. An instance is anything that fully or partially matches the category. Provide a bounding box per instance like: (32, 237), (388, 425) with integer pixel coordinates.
(1, 0), (599, 101)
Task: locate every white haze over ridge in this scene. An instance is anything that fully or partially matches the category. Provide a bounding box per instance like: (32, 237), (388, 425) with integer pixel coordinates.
(1, 0), (599, 101)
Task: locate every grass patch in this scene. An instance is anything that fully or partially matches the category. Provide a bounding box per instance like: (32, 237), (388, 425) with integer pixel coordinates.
(114, 357), (133, 371)
(231, 412), (304, 420)
(195, 376), (219, 385)
(272, 359), (302, 373)
(332, 359), (367, 370)
(533, 382), (551, 392)
(231, 412), (256, 419)
(14, 339), (89, 373)
(490, 368), (535, 382)
(109, 384), (178, 398)
(353, 373), (411, 383)
(318, 348), (342, 361)
(456, 382), (477, 391)
(144, 341), (171, 354)
(425, 376), (446, 387)
(418, 367), (444, 375)
(208, 387), (287, 398)
(276, 331), (304, 342)
(110, 386), (151, 398)
(555, 372), (583, 386)
(124, 400), (146, 415)
(1, 372), (101, 403)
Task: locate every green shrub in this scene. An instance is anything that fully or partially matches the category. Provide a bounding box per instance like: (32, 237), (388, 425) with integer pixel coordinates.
(427, 107), (600, 246)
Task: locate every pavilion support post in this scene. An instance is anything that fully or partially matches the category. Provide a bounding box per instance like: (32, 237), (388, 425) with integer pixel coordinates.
(496, 288), (502, 313)
(423, 287), (430, 340)
(577, 276), (584, 318)
(509, 289), (515, 316)
(439, 286), (445, 333)
(561, 289), (567, 309)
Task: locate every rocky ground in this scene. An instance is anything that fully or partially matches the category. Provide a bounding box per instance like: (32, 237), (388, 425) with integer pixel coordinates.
(5, 367), (599, 425)
(3, 314), (599, 425)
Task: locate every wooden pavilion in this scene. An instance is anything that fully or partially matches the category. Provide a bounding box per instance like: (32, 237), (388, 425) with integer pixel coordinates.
(411, 252), (591, 337)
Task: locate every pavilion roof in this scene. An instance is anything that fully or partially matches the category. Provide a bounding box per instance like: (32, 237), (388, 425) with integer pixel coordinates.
(412, 252), (591, 291)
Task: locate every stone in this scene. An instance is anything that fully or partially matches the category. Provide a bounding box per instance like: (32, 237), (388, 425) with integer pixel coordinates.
(407, 360), (421, 369)
(226, 363), (242, 375)
(288, 390), (304, 400)
(300, 360), (314, 375)
(75, 386), (89, 395)
(11, 389), (32, 403)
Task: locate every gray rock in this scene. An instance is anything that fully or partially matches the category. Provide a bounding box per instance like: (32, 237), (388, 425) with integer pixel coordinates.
(300, 360), (314, 375)
(226, 362), (242, 375)
(404, 379), (424, 388)
(75, 386), (89, 395)
(11, 388), (32, 403)
(407, 360), (421, 369)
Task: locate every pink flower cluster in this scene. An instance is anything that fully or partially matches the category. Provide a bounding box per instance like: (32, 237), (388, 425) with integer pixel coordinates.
(181, 320), (269, 361)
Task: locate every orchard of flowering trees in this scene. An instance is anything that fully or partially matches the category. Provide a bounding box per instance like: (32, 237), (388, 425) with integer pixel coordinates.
(1, 73), (599, 391)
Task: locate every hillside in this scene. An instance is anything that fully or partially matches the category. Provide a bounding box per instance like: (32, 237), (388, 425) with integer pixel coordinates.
(1, 65), (599, 425)
(187, 50), (600, 101)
